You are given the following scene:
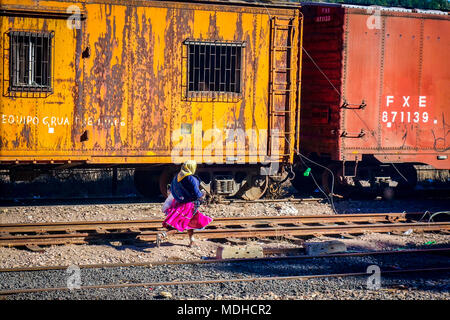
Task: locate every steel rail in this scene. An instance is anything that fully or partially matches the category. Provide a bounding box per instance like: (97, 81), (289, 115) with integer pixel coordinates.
(0, 220), (448, 247)
(141, 221), (450, 241)
(0, 213), (448, 247)
(0, 247), (448, 273)
(0, 196), (322, 206)
(1, 266), (449, 296)
(0, 212), (428, 233)
(0, 212), (447, 246)
(216, 197), (323, 204)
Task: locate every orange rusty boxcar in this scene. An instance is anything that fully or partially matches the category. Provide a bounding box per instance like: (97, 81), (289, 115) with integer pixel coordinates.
(293, 3), (449, 197)
(0, 0), (303, 199)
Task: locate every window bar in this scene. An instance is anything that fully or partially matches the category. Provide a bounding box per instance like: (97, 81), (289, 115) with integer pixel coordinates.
(192, 45), (196, 96)
(49, 33), (52, 93)
(216, 45), (220, 94)
(36, 35), (41, 90)
(188, 45), (193, 93)
(217, 44), (220, 95)
(209, 44), (213, 99)
(199, 44), (202, 99)
(43, 34), (47, 91)
(201, 44), (205, 100)
(232, 44), (235, 99)
(12, 34), (15, 88)
(39, 35), (43, 95)
(236, 47), (241, 95)
(187, 44), (190, 97)
(197, 44), (201, 98)
(227, 44), (230, 100)
(25, 33), (29, 96)
(208, 44), (212, 99)
(184, 40), (244, 102)
(224, 45), (227, 101)
(196, 44), (200, 99)
(11, 34), (16, 89)
(220, 46), (225, 94)
(212, 45), (216, 96)
(204, 44), (207, 99)
(204, 44), (207, 101)
(52, 32), (55, 94)
(29, 35), (34, 87)
(44, 34), (47, 93)
(19, 34), (23, 88)
(26, 33), (30, 88)
(8, 31), (54, 96)
(228, 45), (232, 99)
(24, 35), (28, 95)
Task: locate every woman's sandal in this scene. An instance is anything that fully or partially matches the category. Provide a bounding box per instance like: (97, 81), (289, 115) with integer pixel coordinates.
(188, 235), (196, 248)
(156, 231), (167, 247)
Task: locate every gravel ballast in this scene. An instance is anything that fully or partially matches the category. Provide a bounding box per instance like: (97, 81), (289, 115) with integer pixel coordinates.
(1, 253), (449, 300)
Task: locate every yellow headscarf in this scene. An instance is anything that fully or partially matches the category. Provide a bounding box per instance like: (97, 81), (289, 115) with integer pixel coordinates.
(177, 160), (197, 182)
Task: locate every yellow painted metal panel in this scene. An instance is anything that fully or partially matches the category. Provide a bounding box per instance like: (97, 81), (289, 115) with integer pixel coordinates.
(0, 0), (301, 166)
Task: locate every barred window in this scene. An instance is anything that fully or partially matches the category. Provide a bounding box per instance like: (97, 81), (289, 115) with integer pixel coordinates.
(186, 40), (244, 96)
(9, 31), (53, 92)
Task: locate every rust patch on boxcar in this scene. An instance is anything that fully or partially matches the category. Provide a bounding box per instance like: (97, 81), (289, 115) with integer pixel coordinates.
(209, 11), (218, 39)
(171, 8), (194, 143)
(0, 136), (8, 150)
(71, 27), (83, 149)
(84, 5), (126, 151)
(178, 8), (194, 118)
(235, 13), (247, 132)
(114, 5), (132, 149)
(12, 125), (32, 149)
(251, 14), (263, 130)
(432, 113), (450, 152)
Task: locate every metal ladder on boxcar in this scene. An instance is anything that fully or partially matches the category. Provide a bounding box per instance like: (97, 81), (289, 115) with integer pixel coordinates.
(268, 16), (297, 161)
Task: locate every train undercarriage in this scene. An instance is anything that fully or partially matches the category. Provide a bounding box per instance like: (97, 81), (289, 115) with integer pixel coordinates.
(133, 164), (291, 201)
(291, 155), (422, 200)
(2, 158), (447, 201)
(1, 162), (290, 201)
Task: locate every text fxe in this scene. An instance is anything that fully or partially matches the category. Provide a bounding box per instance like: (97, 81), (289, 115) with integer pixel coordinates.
(170, 121), (282, 175)
(382, 95), (437, 127)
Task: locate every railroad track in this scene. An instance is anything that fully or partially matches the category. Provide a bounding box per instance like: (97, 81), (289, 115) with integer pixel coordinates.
(1, 247), (449, 296)
(0, 212), (448, 249)
(2, 267), (449, 296)
(0, 196), (323, 206)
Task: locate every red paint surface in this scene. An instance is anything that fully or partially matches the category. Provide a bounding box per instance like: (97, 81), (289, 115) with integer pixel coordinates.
(300, 4), (449, 169)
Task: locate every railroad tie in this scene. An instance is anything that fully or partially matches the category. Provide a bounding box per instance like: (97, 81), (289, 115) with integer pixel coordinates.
(25, 245), (45, 252)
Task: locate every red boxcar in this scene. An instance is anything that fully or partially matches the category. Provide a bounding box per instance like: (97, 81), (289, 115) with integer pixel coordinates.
(298, 3), (449, 196)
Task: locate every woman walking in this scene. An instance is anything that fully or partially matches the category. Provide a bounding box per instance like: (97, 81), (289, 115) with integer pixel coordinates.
(157, 160), (213, 247)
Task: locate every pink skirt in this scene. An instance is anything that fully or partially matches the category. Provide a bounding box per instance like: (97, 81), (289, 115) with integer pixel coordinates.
(163, 199), (213, 232)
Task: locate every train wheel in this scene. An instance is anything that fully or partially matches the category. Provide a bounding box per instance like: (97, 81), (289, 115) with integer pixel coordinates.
(159, 167), (177, 198)
(133, 169), (161, 198)
(238, 175), (268, 201)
